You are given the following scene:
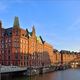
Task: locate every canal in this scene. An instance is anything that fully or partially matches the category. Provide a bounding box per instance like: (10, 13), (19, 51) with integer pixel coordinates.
(2, 69), (80, 80)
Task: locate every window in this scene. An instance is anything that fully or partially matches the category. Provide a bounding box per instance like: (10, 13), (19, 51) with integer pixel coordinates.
(26, 41), (28, 44)
(14, 39), (16, 42)
(14, 43), (16, 47)
(21, 40), (22, 43)
(14, 42), (19, 48)
(21, 62), (23, 65)
(15, 30), (18, 35)
(14, 38), (19, 42)
(8, 61), (10, 65)
(8, 56), (10, 60)
(9, 39), (11, 42)
(15, 49), (18, 53)
(1, 40), (4, 43)
(15, 53), (18, 59)
(1, 44), (4, 48)
(24, 55), (26, 60)
(2, 50), (4, 54)
(2, 32), (4, 37)
(5, 40), (7, 43)
(22, 34), (24, 36)
(15, 61), (18, 66)
(17, 39), (19, 42)
(20, 44), (22, 48)
(8, 43), (11, 47)
(32, 56), (33, 59)
(5, 44), (8, 48)
(20, 55), (23, 59)
(8, 50), (10, 54)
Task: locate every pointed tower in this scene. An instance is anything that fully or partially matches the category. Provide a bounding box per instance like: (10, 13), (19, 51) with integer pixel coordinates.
(12, 16), (20, 36)
(26, 28), (29, 38)
(13, 16), (20, 28)
(32, 25), (36, 36)
(0, 20), (2, 28)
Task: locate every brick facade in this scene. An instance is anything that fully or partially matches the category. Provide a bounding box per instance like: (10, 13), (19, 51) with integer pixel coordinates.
(0, 17), (79, 67)
(0, 17), (54, 67)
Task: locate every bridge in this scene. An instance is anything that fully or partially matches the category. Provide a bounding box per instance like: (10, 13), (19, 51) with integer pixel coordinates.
(69, 57), (80, 68)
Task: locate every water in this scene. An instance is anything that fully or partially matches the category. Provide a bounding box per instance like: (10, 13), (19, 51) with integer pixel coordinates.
(2, 69), (80, 80)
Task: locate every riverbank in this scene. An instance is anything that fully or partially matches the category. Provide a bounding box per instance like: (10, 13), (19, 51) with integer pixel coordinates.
(2, 69), (80, 80)
(26, 64), (70, 76)
(1, 64), (71, 78)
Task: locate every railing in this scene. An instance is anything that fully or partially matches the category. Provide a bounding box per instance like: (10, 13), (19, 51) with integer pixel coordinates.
(0, 65), (27, 74)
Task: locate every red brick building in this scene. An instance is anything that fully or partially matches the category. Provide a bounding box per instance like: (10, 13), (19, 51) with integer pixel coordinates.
(0, 17), (54, 67)
(60, 50), (78, 64)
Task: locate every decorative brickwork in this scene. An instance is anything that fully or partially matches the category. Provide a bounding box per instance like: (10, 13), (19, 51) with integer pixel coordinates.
(0, 17), (54, 67)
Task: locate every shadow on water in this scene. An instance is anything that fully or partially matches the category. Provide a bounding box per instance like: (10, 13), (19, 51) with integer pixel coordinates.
(1, 74), (39, 80)
(1, 73), (54, 80)
(1, 69), (80, 80)
(1, 72), (63, 80)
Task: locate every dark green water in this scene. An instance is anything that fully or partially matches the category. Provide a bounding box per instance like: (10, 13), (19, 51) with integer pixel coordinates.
(2, 69), (80, 80)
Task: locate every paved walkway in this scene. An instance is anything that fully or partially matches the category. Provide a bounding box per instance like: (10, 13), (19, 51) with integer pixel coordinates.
(0, 66), (27, 73)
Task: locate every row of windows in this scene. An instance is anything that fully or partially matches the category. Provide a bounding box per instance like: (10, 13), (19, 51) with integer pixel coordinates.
(1, 44), (4, 48)
(0, 43), (11, 48)
(20, 40), (28, 44)
(0, 40), (4, 43)
(14, 38), (19, 42)
(5, 39), (11, 43)
(0, 38), (20, 44)
(0, 50), (10, 54)
(20, 50), (28, 53)
(1, 32), (4, 37)
(20, 45), (28, 49)
(5, 43), (11, 48)
(1, 50), (4, 54)
(0, 39), (11, 44)
(14, 54), (43, 60)
(0, 49), (27, 54)
(14, 42), (19, 48)
(1, 38), (19, 43)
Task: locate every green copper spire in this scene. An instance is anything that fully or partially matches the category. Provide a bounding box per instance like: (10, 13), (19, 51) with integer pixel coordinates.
(13, 16), (20, 28)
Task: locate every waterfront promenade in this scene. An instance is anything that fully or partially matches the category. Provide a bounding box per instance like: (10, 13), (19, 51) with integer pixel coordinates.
(0, 64), (70, 76)
(0, 66), (27, 74)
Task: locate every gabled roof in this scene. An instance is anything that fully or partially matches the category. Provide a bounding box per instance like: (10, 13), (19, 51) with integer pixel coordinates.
(28, 32), (32, 37)
(5, 27), (13, 37)
(37, 36), (44, 44)
(39, 36), (45, 44)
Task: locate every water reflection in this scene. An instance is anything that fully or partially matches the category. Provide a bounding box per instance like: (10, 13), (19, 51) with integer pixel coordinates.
(2, 69), (80, 80)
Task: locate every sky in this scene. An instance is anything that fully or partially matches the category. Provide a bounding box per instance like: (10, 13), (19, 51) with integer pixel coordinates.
(0, 0), (80, 51)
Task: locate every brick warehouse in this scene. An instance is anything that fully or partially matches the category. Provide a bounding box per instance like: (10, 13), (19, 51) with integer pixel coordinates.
(0, 17), (54, 67)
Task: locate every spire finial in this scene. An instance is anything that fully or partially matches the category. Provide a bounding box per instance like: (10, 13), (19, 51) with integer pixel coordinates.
(32, 25), (35, 34)
(0, 20), (2, 28)
(13, 16), (20, 28)
(32, 25), (36, 37)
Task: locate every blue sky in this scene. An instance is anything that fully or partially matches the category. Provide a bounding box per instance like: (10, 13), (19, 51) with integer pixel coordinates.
(0, 0), (80, 51)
